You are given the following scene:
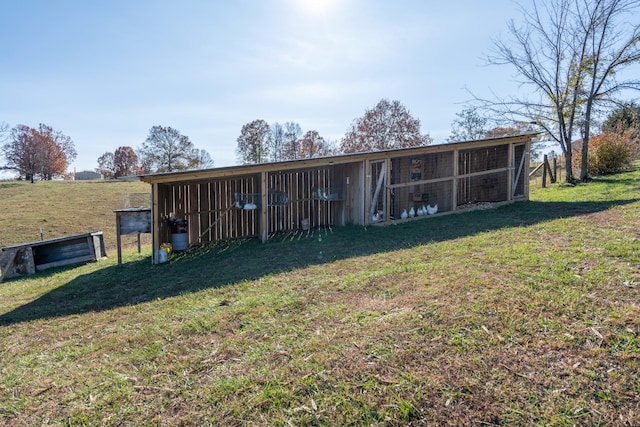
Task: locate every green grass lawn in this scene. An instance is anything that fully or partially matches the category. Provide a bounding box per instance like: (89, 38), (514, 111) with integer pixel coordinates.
(0, 171), (639, 426)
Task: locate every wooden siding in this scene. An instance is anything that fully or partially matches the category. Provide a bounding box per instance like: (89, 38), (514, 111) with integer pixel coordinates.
(140, 135), (536, 262)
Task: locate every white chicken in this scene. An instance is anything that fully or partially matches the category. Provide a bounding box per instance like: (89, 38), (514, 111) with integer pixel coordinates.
(400, 209), (408, 219)
(426, 204), (438, 215)
(417, 205), (425, 216)
(409, 207), (415, 218)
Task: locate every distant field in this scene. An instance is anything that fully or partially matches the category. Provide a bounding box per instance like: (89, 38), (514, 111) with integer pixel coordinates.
(0, 179), (151, 251)
(0, 169), (639, 425)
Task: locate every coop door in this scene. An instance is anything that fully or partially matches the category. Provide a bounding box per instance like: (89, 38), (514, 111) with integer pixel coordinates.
(512, 144), (527, 198)
(369, 161), (387, 222)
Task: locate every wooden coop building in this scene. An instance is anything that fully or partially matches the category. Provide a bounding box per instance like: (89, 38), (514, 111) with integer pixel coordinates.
(139, 134), (535, 263)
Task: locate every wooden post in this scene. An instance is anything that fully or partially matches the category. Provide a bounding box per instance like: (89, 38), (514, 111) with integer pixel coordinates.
(116, 211), (123, 265)
(552, 157), (557, 183)
(260, 171), (268, 243)
(542, 155), (548, 188)
(152, 184), (159, 264)
(452, 149), (459, 210)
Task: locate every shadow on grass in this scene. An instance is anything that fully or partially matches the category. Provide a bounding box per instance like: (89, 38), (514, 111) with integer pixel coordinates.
(1, 198), (637, 326)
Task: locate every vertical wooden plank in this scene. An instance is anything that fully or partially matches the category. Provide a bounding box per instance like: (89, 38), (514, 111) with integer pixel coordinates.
(260, 171), (268, 242)
(86, 236), (96, 260)
(383, 159), (390, 222)
(507, 143), (514, 201)
(189, 182), (198, 245)
(151, 183), (160, 264)
(452, 149), (459, 211)
(116, 212), (122, 265)
(216, 180), (221, 240)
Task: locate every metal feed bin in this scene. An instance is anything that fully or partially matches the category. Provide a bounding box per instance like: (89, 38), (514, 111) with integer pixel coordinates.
(168, 218), (188, 251)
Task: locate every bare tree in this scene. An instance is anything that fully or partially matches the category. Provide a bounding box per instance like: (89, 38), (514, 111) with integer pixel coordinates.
(340, 99), (432, 153)
(577, 0), (640, 180)
(236, 119), (272, 164)
(139, 126), (196, 173)
(189, 148), (215, 169)
(96, 152), (115, 179)
(282, 122), (302, 160)
(0, 122), (9, 170)
(0, 122), (8, 143)
(270, 122), (286, 161)
(480, 0), (640, 182)
(447, 108), (489, 142)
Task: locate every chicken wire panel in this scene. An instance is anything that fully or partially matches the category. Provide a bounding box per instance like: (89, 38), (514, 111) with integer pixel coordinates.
(391, 180), (452, 219)
(458, 144), (509, 175)
(123, 192), (151, 209)
(233, 193), (261, 209)
(232, 176), (261, 238)
(391, 152), (454, 184)
(513, 144), (527, 197)
(311, 167), (339, 228)
(457, 170), (509, 206)
(267, 171), (297, 234)
(369, 161), (386, 217)
(265, 167), (340, 235)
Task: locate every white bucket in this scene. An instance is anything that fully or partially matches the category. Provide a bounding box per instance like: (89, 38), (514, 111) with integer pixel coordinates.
(157, 248), (168, 263)
(301, 218), (309, 231)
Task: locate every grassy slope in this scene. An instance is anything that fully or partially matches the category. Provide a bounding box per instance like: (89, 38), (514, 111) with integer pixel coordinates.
(0, 173), (639, 426)
(0, 179), (150, 251)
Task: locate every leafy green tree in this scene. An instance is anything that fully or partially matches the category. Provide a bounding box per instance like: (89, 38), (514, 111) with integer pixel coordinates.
(603, 103), (640, 139)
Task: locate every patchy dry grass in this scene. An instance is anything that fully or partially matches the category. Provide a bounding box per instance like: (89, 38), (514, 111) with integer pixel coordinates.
(0, 179), (150, 251)
(0, 170), (639, 426)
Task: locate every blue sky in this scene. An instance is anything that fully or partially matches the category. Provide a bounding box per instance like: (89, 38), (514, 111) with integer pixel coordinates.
(1, 0), (527, 172)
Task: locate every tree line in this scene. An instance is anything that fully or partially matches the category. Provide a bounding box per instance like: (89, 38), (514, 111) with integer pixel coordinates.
(5, 0), (639, 182)
(96, 125), (214, 179)
(236, 99), (433, 165)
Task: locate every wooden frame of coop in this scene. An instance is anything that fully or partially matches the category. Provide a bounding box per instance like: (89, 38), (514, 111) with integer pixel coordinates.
(139, 134), (535, 263)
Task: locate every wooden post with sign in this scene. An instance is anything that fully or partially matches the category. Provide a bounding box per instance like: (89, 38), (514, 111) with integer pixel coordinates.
(114, 208), (151, 265)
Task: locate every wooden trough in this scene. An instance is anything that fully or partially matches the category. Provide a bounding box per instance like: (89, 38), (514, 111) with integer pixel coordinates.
(0, 231), (107, 281)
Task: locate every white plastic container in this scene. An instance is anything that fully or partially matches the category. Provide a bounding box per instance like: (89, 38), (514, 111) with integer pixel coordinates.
(157, 248), (168, 263)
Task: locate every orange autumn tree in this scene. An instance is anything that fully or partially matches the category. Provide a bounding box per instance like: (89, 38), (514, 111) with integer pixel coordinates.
(340, 99), (432, 153)
(2, 124), (76, 181)
(299, 130), (330, 159)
